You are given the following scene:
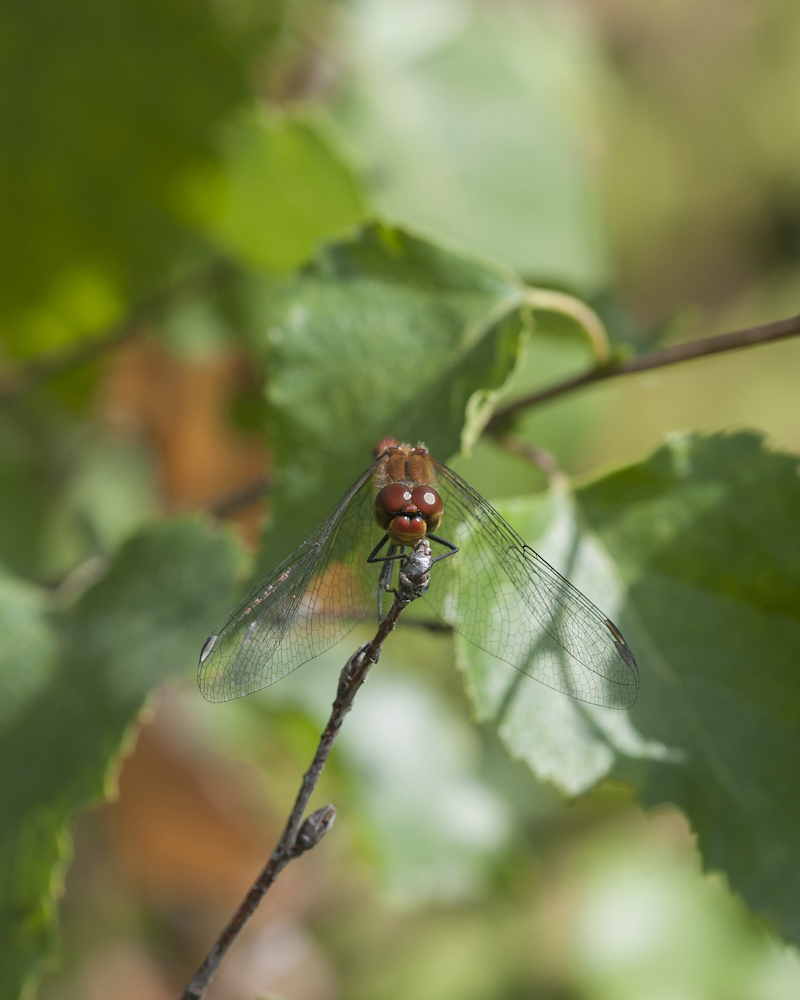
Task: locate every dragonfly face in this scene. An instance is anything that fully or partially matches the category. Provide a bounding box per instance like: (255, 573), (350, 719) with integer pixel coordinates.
(198, 437), (639, 710)
(372, 439), (445, 545)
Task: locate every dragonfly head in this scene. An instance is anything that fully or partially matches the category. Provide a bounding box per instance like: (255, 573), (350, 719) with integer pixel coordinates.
(374, 482), (444, 544)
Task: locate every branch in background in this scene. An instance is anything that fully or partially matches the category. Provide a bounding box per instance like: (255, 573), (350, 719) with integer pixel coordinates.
(209, 474), (272, 518)
(179, 539), (434, 1000)
(0, 259), (238, 407)
(498, 434), (564, 484)
(203, 314), (800, 520)
(487, 312), (800, 431)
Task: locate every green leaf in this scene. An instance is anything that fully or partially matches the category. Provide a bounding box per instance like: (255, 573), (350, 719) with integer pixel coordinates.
(561, 825), (800, 1000)
(457, 431), (800, 948)
(0, 409), (159, 584)
(251, 223), (531, 568)
(62, 435), (159, 558)
(0, 413), (54, 580)
(0, 569), (57, 733)
(455, 485), (676, 796)
(334, 0), (610, 288)
(212, 107), (369, 272)
(577, 432), (800, 946)
(0, 520), (245, 999)
(447, 322), (605, 498)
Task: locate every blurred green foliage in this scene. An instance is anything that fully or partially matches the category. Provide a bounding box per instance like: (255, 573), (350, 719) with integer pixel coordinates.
(333, 0), (609, 288)
(212, 108), (369, 271)
(0, 0), (277, 356)
(0, 522), (244, 997)
(2, 0), (800, 998)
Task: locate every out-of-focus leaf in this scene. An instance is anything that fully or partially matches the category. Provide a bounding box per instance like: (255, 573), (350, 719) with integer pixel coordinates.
(341, 907), (533, 1000)
(213, 107), (369, 272)
(0, 412), (54, 579)
(250, 223), (531, 568)
(334, 0), (609, 288)
(0, 409), (159, 583)
(565, 826), (800, 1000)
(65, 435), (158, 554)
(575, 432), (800, 946)
(0, 0), (273, 356)
(456, 485), (675, 796)
(601, 1), (800, 316)
(340, 669), (509, 904)
(158, 297), (234, 360)
(0, 569), (57, 732)
(0, 520), (245, 999)
(330, 805), (800, 1000)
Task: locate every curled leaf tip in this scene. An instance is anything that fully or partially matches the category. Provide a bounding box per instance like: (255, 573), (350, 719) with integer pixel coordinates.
(524, 287), (611, 365)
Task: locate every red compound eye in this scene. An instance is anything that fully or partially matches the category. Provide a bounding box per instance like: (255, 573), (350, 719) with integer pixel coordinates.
(410, 485), (443, 518)
(375, 483), (412, 514)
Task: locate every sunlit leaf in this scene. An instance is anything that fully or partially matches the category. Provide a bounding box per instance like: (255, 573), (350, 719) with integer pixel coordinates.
(579, 432), (800, 946)
(458, 432), (800, 948)
(249, 222), (531, 569)
(213, 107), (369, 272)
(334, 0), (609, 288)
(456, 485), (675, 796)
(579, 433), (800, 941)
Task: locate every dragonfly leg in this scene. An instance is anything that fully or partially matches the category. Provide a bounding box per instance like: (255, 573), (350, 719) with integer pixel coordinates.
(367, 534), (390, 563)
(367, 535), (408, 566)
(377, 544), (397, 620)
(426, 533), (459, 564)
(369, 536), (412, 620)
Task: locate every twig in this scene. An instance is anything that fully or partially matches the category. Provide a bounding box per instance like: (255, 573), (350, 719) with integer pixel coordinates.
(209, 474), (272, 519)
(497, 434), (565, 485)
(487, 312), (800, 430)
(0, 259), (237, 407)
(179, 539), (434, 1000)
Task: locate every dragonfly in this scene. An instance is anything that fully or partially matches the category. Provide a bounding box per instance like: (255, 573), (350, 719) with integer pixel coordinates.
(198, 438), (638, 709)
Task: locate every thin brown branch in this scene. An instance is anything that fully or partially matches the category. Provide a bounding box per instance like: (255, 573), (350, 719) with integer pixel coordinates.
(179, 540), (434, 1000)
(498, 434), (564, 484)
(209, 474), (272, 518)
(0, 259), (237, 407)
(487, 312), (800, 430)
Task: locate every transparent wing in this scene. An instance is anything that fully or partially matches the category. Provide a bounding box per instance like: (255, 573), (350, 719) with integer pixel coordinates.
(425, 459), (639, 709)
(198, 461), (385, 702)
